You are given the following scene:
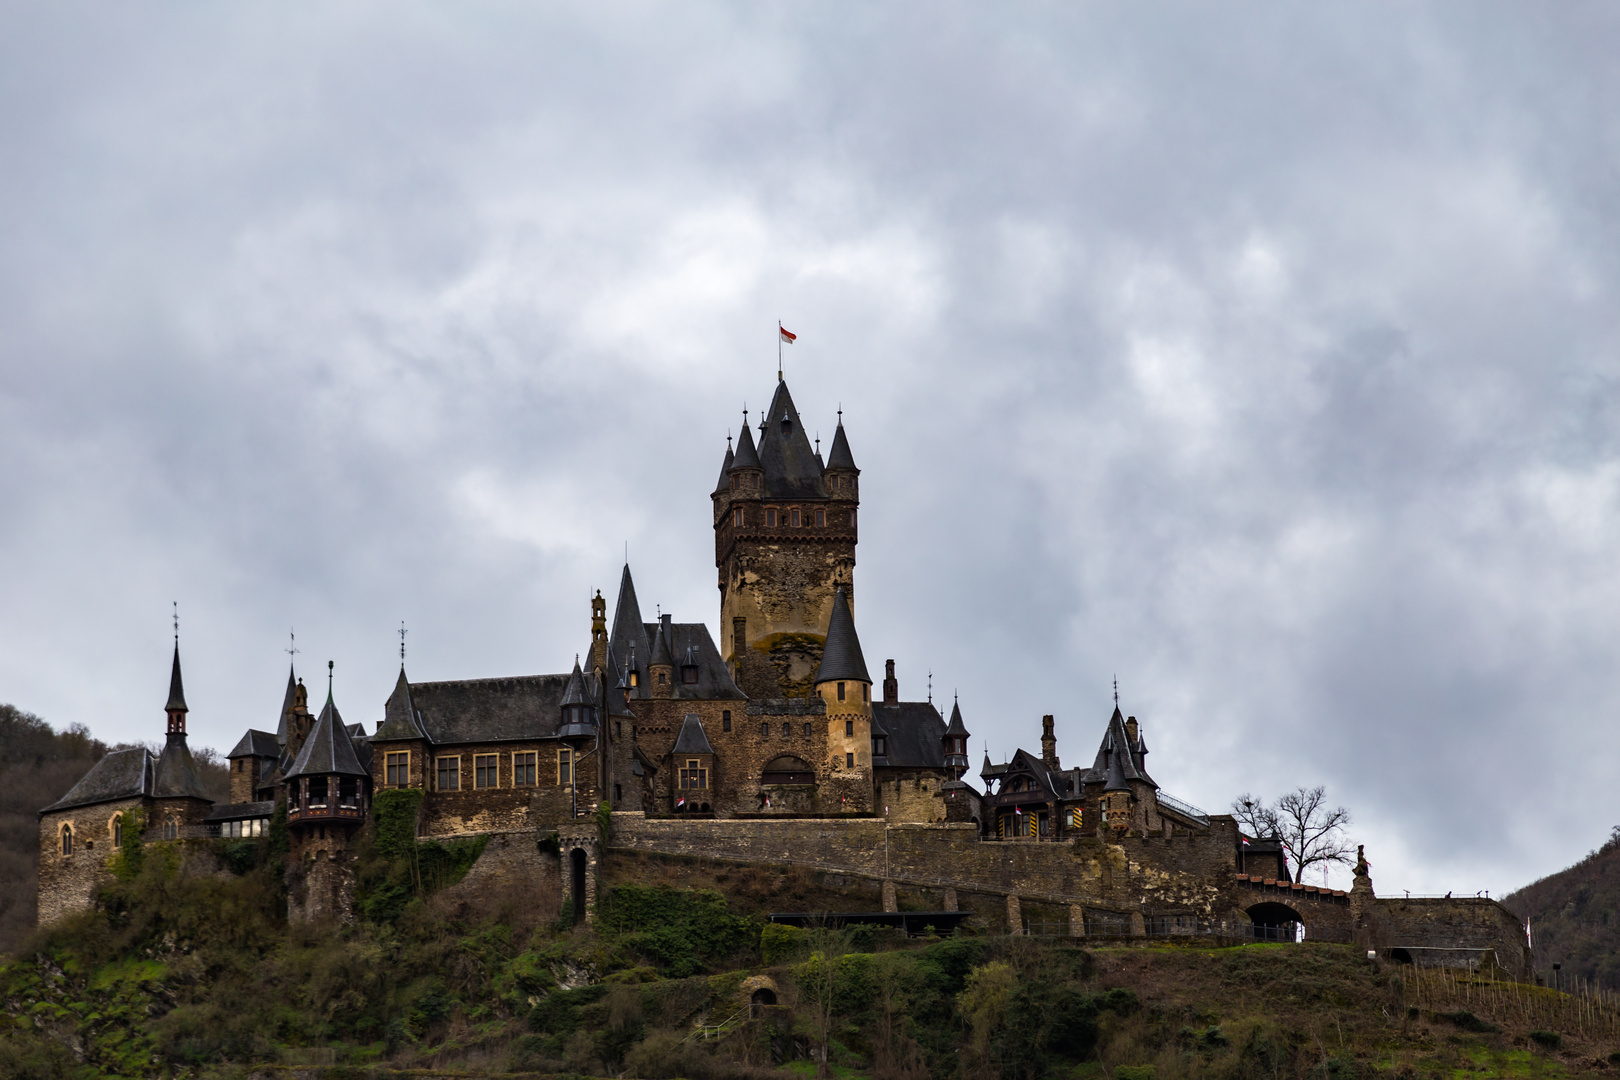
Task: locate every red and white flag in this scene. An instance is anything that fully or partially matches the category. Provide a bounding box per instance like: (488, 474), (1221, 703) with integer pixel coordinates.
(779, 323), (796, 344)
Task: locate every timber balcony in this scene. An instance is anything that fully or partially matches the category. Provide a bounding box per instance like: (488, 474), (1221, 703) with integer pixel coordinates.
(287, 775), (369, 825)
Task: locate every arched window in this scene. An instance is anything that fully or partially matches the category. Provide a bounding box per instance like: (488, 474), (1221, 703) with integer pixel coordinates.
(61, 824), (73, 855)
(111, 814), (123, 847)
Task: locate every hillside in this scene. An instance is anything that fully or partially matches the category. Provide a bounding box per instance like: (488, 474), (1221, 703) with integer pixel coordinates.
(1503, 828), (1620, 992)
(0, 704), (228, 956)
(4, 817), (1620, 1079)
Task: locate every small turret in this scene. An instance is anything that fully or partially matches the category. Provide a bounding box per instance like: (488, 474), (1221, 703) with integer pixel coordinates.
(1041, 714), (1058, 770)
(883, 659), (898, 705)
(728, 421), (762, 492)
(648, 615), (674, 699)
(814, 587), (872, 791)
(590, 590), (608, 674)
(165, 643), (188, 736)
(943, 697), (970, 780)
(824, 419), (858, 501)
(558, 657), (598, 745)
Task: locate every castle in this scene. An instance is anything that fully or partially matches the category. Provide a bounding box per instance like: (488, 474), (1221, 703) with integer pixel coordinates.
(38, 372), (1532, 974)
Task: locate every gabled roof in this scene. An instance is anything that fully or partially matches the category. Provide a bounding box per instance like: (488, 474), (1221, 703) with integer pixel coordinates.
(153, 733), (213, 801)
(373, 667), (427, 742)
(165, 643), (188, 713)
(1079, 706), (1157, 791)
(204, 800), (275, 823)
(814, 586), (870, 684)
(988, 748), (1064, 800)
(40, 747), (154, 813)
(283, 693), (368, 780)
(872, 701), (947, 768)
(671, 714), (715, 755)
(756, 380), (825, 499)
(396, 672), (587, 744)
(228, 729), (281, 759)
(274, 665), (297, 744)
(825, 421), (857, 472)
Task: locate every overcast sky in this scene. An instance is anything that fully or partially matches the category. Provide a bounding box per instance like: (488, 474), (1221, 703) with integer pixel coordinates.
(4, 4), (1618, 897)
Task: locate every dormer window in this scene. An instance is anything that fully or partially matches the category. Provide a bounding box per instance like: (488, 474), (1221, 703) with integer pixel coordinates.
(682, 665), (699, 685)
(629, 671), (639, 688)
(782, 414), (793, 435)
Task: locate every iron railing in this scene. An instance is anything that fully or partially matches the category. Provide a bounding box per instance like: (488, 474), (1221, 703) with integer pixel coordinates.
(1021, 915), (1352, 944)
(1155, 790), (1210, 825)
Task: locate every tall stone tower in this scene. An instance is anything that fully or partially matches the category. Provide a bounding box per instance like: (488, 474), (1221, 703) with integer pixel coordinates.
(713, 377), (858, 699)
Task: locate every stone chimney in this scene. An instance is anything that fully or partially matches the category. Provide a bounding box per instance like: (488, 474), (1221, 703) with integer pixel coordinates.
(1125, 715), (1139, 745)
(1041, 714), (1058, 769)
(883, 659), (898, 705)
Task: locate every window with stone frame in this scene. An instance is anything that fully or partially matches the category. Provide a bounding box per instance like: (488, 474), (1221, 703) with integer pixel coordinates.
(845, 752), (854, 769)
(437, 756), (460, 791)
(474, 754), (498, 789)
(802, 722), (811, 736)
(837, 681), (846, 701)
(734, 507), (744, 527)
(513, 751), (537, 787)
(385, 751), (410, 787)
(111, 814), (122, 847)
(816, 508), (825, 527)
(60, 823), (72, 855)
(759, 722), (769, 736)
(791, 507), (801, 527)
(766, 508), (778, 526)
(721, 710), (731, 732)
(679, 758), (707, 789)
(558, 748), (572, 785)
(844, 720), (854, 736)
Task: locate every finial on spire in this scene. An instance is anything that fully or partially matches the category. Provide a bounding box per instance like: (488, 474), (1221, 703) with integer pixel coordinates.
(328, 659), (334, 696)
(837, 403), (843, 424)
(285, 630), (299, 659)
(172, 601), (178, 643)
(399, 621), (408, 664)
(816, 432), (820, 454)
(1113, 675), (1118, 707)
(927, 668), (933, 704)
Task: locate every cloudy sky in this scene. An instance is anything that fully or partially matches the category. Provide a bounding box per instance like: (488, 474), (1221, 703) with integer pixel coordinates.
(4, 4), (1619, 896)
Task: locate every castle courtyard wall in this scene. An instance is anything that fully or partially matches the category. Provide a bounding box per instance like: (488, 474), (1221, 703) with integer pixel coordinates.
(37, 797), (145, 926)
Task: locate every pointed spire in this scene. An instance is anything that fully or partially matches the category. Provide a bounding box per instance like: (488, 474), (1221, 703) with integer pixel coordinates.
(756, 380), (823, 498)
(283, 684), (367, 780)
(648, 617), (674, 667)
(825, 420), (857, 472)
(165, 642), (188, 714)
(274, 663), (297, 744)
(713, 440), (735, 494)
(730, 421), (761, 471)
(945, 697), (969, 737)
(814, 586), (871, 684)
(562, 655), (589, 706)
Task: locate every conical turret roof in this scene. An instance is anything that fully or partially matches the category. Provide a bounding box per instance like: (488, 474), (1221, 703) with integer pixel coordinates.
(165, 643), (188, 713)
(713, 443), (734, 494)
(672, 714), (715, 755)
(283, 690), (368, 780)
(610, 564), (650, 695)
(945, 698), (969, 737)
(730, 422), (761, 470)
(153, 732), (211, 800)
(648, 618), (674, 667)
(561, 657), (590, 706)
(825, 421), (857, 471)
(814, 586), (870, 684)
(273, 664), (297, 744)
(756, 380), (824, 498)
(373, 666), (426, 742)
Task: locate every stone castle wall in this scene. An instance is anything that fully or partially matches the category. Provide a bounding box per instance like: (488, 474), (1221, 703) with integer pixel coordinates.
(37, 797), (145, 926)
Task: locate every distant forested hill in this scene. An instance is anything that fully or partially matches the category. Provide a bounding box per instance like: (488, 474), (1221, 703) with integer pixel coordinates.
(0, 704), (229, 955)
(1503, 827), (1620, 991)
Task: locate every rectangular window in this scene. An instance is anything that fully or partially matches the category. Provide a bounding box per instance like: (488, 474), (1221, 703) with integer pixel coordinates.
(845, 720), (854, 737)
(791, 507), (801, 526)
(760, 722), (769, 736)
(803, 722), (812, 736)
(680, 759), (707, 789)
(513, 751), (537, 787)
(850, 508), (856, 528)
(558, 749), (572, 785)
(436, 757), (460, 791)
(474, 754), (498, 789)
(846, 752), (855, 769)
(816, 508), (825, 527)
(781, 722), (791, 736)
(734, 507), (744, 527)
(766, 508), (778, 526)
(615, 721), (622, 738)
(614, 783), (622, 801)
(721, 710), (731, 732)
(864, 684), (870, 702)
(385, 751), (410, 787)
(837, 681), (846, 701)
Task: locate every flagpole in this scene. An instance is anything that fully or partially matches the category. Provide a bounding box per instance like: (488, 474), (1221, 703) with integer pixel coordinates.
(778, 321), (782, 380)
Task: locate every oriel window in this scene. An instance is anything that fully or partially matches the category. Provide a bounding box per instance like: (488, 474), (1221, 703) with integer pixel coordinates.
(513, 751), (537, 787)
(680, 759), (707, 790)
(474, 754), (498, 789)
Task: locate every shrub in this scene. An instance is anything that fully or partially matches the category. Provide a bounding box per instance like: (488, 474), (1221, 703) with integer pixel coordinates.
(1114, 1067), (1157, 1080)
(595, 885), (757, 977)
(1529, 1029), (1563, 1050)
(1443, 1009), (1501, 1034)
(760, 922), (805, 965)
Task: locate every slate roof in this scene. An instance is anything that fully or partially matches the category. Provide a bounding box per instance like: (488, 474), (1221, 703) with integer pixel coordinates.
(373, 667), (427, 742)
(755, 380), (826, 499)
(1079, 706), (1157, 791)
(648, 617), (674, 667)
(399, 672), (579, 745)
(153, 733), (214, 801)
(671, 714), (715, 755)
(825, 422), (857, 471)
(714, 443), (734, 494)
(609, 564), (650, 688)
(872, 701), (947, 769)
(814, 587), (871, 684)
(730, 422), (761, 471)
(981, 748), (1069, 803)
(944, 699), (969, 738)
(274, 666), (297, 744)
(40, 747), (154, 813)
(165, 644), (188, 713)
(228, 730), (281, 759)
(283, 693), (369, 780)
(204, 800), (275, 823)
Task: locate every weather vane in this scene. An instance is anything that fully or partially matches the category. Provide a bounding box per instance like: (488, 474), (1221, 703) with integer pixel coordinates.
(1113, 674), (1119, 707)
(286, 630), (299, 658)
(399, 621), (408, 663)
(172, 601), (179, 643)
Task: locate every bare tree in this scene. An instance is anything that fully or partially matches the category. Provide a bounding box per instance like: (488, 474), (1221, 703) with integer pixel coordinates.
(1231, 792), (1280, 841)
(1232, 786), (1353, 882)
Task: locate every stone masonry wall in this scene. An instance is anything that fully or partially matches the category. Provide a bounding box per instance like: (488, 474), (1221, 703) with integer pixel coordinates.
(37, 797), (144, 926)
(1374, 897), (1531, 976)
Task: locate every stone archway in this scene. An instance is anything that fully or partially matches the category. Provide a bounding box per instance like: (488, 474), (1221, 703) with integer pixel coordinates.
(1247, 901), (1306, 942)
